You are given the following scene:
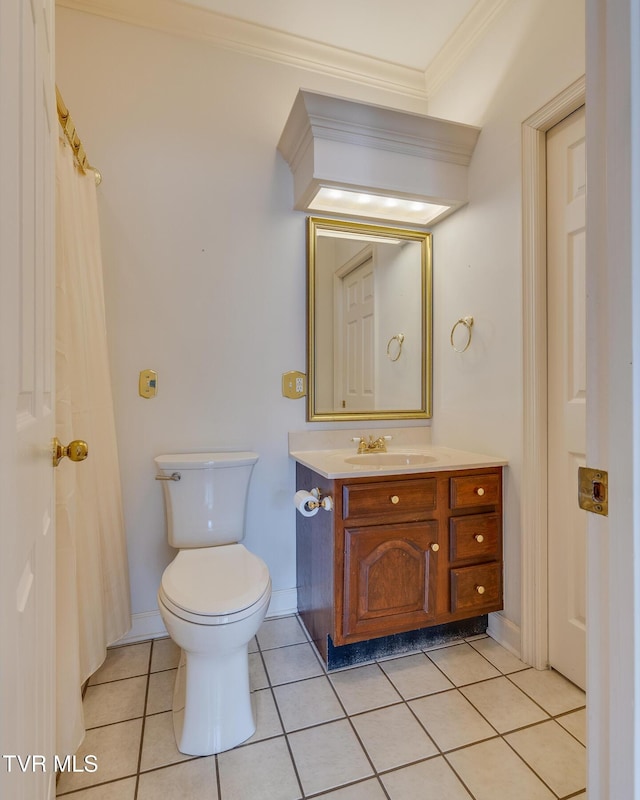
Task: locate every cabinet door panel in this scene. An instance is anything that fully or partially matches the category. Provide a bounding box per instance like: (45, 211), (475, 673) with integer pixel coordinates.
(343, 521), (438, 640)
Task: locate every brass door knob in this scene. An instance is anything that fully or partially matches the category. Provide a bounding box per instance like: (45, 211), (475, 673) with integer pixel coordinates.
(430, 543), (440, 552)
(474, 534), (485, 543)
(475, 585), (486, 595)
(475, 487), (486, 496)
(52, 437), (89, 467)
(390, 495), (400, 504)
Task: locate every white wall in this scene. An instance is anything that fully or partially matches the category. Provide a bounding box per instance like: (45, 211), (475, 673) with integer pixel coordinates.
(55, 8), (429, 628)
(56, 0), (585, 647)
(427, 0), (585, 636)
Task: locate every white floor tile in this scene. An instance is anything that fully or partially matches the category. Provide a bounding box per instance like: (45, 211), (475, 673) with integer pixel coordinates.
(273, 675), (345, 731)
(137, 757), (218, 800)
(261, 642), (324, 685)
(56, 719), (142, 794)
(329, 664), (401, 715)
(257, 615), (307, 650)
(505, 719), (587, 797)
(245, 688), (283, 743)
(89, 642), (151, 685)
(83, 676), (147, 728)
(217, 736), (301, 800)
(446, 738), (555, 800)
(146, 668), (176, 715)
(139, 711), (193, 772)
(288, 719), (373, 796)
(508, 668), (586, 716)
(249, 651), (269, 690)
(460, 676), (549, 733)
(426, 643), (501, 686)
(381, 756), (474, 800)
(312, 778), (387, 799)
(56, 777), (137, 799)
(379, 652), (454, 699)
(409, 690), (496, 752)
(557, 707), (587, 745)
(351, 704), (438, 771)
(150, 638), (180, 673)
(468, 636), (528, 674)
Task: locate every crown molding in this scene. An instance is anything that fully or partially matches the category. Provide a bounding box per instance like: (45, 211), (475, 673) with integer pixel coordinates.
(56, 0), (428, 100)
(423, 0), (512, 97)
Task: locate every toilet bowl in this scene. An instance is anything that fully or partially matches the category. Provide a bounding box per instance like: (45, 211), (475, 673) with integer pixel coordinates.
(155, 452), (271, 755)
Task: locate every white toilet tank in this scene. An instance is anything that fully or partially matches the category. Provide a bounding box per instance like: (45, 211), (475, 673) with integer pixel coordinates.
(155, 452), (259, 548)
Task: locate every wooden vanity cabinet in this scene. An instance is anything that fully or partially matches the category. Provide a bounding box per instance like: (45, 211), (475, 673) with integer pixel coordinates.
(296, 463), (503, 660)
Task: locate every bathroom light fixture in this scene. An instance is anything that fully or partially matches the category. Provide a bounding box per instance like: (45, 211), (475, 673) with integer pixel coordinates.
(278, 90), (481, 227)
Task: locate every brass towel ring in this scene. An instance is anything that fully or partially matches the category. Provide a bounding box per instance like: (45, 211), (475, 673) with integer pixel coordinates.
(450, 316), (474, 353)
(386, 333), (405, 362)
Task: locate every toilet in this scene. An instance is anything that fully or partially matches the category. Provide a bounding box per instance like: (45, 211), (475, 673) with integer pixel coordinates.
(155, 451), (271, 756)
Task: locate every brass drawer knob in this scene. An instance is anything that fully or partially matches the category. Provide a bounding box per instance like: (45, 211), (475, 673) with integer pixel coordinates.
(475, 585), (486, 595)
(430, 543), (440, 552)
(474, 534), (484, 543)
(475, 487), (486, 496)
(390, 495), (400, 504)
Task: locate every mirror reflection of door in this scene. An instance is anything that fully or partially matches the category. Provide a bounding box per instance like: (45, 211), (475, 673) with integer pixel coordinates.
(334, 250), (375, 411)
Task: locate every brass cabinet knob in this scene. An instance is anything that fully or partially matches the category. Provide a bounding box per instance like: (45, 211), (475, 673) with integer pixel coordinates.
(474, 534), (484, 543)
(475, 487), (485, 496)
(430, 543), (440, 552)
(52, 437), (89, 468)
(390, 495), (400, 504)
(475, 585), (486, 595)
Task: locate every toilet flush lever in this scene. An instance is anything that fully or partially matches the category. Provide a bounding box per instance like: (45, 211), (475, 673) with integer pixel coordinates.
(155, 472), (181, 481)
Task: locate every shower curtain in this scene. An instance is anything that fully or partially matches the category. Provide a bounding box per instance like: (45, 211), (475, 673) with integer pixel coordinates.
(55, 138), (131, 755)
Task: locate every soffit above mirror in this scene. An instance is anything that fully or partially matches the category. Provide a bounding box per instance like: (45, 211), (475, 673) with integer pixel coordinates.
(277, 90), (481, 226)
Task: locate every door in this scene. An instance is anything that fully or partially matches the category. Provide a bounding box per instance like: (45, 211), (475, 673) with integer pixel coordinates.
(343, 521), (439, 640)
(546, 106), (586, 689)
(0, 1), (57, 798)
(335, 254), (375, 411)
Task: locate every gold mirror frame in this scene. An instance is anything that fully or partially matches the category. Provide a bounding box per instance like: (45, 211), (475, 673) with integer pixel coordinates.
(307, 216), (433, 422)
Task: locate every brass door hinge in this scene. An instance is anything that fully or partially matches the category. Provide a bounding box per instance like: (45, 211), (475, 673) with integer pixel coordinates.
(578, 467), (608, 516)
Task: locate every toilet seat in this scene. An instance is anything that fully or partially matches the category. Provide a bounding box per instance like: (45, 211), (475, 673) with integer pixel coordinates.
(160, 544), (271, 625)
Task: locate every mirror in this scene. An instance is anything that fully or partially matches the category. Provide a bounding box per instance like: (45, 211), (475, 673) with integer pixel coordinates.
(307, 217), (432, 422)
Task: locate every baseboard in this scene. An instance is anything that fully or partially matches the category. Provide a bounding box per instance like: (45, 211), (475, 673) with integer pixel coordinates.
(266, 587), (298, 618)
(487, 611), (522, 660)
(116, 587), (299, 645)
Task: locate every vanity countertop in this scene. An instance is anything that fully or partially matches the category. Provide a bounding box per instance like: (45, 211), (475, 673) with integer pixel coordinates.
(289, 443), (507, 480)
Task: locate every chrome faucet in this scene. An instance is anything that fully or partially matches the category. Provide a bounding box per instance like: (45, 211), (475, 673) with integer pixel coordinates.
(353, 435), (391, 454)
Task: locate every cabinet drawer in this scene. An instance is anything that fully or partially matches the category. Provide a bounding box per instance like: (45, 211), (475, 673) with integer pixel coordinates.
(450, 514), (500, 562)
(450, 562), (502, 613)
(450, 473), (500, 510)
(343, 478), (437, 521)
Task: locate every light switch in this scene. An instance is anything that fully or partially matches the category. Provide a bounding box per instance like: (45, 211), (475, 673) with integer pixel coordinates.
(139, 369), (158, 399)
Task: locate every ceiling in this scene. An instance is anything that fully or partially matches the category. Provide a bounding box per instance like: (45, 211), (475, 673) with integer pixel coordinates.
(59, 0), (509, 100)
(175, 0), (479, 71)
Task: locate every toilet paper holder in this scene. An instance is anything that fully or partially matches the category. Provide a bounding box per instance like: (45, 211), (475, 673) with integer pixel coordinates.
(295, 487), (334, 515)
(307, 488), (334, 511)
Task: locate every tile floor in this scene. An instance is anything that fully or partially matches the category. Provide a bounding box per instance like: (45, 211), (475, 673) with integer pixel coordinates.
(56, 615), (586, 800)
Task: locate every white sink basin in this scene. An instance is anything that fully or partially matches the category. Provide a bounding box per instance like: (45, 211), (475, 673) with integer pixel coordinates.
(344, 452), (438, 466)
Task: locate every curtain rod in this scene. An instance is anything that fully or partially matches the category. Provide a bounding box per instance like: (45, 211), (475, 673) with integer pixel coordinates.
(56, 86), (102, 186)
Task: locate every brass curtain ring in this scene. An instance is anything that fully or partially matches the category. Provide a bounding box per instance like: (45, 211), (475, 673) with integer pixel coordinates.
(450, 316), (474, 353)
(386, 333), (405, 361)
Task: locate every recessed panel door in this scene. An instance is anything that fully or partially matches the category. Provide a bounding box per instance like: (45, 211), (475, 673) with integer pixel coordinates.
(547, 106), (587, 689)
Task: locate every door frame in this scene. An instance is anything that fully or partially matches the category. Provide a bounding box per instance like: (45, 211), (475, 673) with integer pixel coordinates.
(520, 75), (585, 671)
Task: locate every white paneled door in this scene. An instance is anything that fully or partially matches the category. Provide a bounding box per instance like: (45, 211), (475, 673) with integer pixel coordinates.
(0, 1), (57, 798)
(547, 106), (587, 690)
(336, 254), (375, 411)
